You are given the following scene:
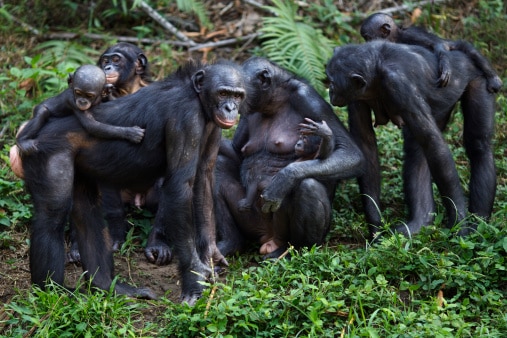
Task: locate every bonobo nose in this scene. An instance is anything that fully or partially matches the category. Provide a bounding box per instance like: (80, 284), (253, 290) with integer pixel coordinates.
(225, 102), (235, 112)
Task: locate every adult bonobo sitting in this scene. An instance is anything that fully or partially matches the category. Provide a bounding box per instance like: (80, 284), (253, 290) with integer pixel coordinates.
(21, 60), (247, 304)
(326, 41), (496, 238)
(214, 57), (364, 258)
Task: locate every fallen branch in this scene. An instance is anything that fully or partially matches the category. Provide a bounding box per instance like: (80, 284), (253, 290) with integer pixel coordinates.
(189, 33), (261, 52)
(44, 32), (192, 47)
(377, 0), (449, 15)
(137, 0), (197, 46)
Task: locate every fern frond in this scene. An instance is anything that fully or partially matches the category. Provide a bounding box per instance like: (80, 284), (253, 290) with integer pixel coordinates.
(176, 0), (212, 29)
(260, 0), (334, 97)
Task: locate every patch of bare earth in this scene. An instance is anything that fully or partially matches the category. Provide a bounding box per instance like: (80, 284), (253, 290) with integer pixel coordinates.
(0, 230), (182, 304)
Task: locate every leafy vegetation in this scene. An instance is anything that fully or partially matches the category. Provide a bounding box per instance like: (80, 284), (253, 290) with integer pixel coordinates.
(1, 0), (506, 337)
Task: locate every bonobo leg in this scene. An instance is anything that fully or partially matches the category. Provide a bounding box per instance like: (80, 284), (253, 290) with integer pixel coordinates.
(461, 79), (496, 233)
(398, 130), (435, 235)
(101, 185), (130, 251)
(71, 176), (156, 299)
(264, 178), (331, 259)
(348, 101), (382, 237)
(28, 152), (73, 288)
(215, 151), (247, 257)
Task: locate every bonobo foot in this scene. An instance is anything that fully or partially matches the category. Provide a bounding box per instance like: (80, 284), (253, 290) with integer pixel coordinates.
(124, 126), (145, 143)
(17, 139), (38, 155)
(487, 75), (503, 93)
(455, 223), (477, 237)
(262, 245), (289, 260)
(66, 242), (82, 265)
(180, 260), (213, 306)
(392, 221), (425, 237)
(115, 282), (157, 299)
(259, 239), (281, 255)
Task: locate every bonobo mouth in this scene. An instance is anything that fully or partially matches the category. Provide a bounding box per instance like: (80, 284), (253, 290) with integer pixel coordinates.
(214, 115), (238, 129)
(105, 74), (119, 84)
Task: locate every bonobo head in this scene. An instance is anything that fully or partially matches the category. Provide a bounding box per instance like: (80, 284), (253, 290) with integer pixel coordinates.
(360, 13), (399, 42)
(326, 44), (378, 107)
(241, 57), (292, 113)
(98, 42), (152, 95)
(294, 134), (321, 158)
(69, 65), (107, 111)
(192, 61), (246, 129)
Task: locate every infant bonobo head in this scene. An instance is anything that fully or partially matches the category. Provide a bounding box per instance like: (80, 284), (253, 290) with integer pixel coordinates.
(70, 64), (107, 111)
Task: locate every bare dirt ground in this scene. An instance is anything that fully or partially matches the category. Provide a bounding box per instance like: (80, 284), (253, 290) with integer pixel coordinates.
(0, 229), (182, 304)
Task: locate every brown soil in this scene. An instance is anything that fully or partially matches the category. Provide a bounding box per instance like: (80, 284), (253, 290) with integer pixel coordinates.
(0, 229), (182, 304)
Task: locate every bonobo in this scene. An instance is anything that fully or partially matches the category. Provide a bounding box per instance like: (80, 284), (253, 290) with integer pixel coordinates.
(214, 57), (364, 259)
(21, 60), (247, 304)
(360, 12), (502, 93)
(9, 42), (152, 179)
(326, 41), (496, 237)
(237, 118), (333, 213)
(66, 42), (155, 264)
(16, 65), (144, 155)
(98, 42), (152, 98)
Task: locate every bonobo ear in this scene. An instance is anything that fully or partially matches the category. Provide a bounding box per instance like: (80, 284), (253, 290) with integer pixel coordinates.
(351, 74), (367, 90)
(192, 69), (205, 94)
(258, 69), (271, 89)
(380, 23), (391, 38)
(67, 73), (74, 86)
(136, 53), (148, 74)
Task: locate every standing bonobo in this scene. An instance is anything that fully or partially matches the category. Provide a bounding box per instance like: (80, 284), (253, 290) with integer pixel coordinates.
(21, 60), (247, 304)
(16, 65), (144, 155)
(360, 13), (502, 93)
(326, 41), (496, 237)
(215, 57), (364, 258)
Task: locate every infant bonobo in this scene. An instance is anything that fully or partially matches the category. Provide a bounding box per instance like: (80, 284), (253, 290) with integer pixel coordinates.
(16, 64), (145, 154)
(238, 118), (333, 213)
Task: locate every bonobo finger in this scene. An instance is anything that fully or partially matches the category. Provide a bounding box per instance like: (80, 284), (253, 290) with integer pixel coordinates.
(144, 246), (172, 265)
(115, 282), (157, 300)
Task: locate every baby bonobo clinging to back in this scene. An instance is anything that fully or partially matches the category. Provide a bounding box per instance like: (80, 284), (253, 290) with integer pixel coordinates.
(16, 64), (145, 154)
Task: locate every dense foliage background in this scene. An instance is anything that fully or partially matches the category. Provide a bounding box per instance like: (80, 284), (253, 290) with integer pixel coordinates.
(0, 0), (506, 336)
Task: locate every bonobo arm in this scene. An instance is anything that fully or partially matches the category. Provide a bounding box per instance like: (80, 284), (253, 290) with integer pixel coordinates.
(347, 101), (382, 236)
(261, 87), (364, 213)
(193, 123), (228, 267)
(75, 110), (145, 143)
(298, 118), (333, 159)
(450, 40), (503, 93)
(399, 27), (451, 87)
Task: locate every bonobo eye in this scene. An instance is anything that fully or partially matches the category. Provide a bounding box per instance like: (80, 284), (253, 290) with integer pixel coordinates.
(218, 90), (228, 97)
(112, 55), (121, 63)
(234, 92), (242, 99)
(86, 93), (96, 99)
(101, 57), (109, 65)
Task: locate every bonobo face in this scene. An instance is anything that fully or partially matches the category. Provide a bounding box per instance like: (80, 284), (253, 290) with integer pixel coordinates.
(98, 43), (148, 87)
(193, 63), (246, 129)
(326, 47), (368, 107)
(71, 65), (106, 110)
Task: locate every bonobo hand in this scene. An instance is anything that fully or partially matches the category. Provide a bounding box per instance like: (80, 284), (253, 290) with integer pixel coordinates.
(144, 230), (172, 266)
(124, 126), (145, 143)
(437, 58), (451, 87)
(261, 165), (297, 213)
(298, 118), (332, 137)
